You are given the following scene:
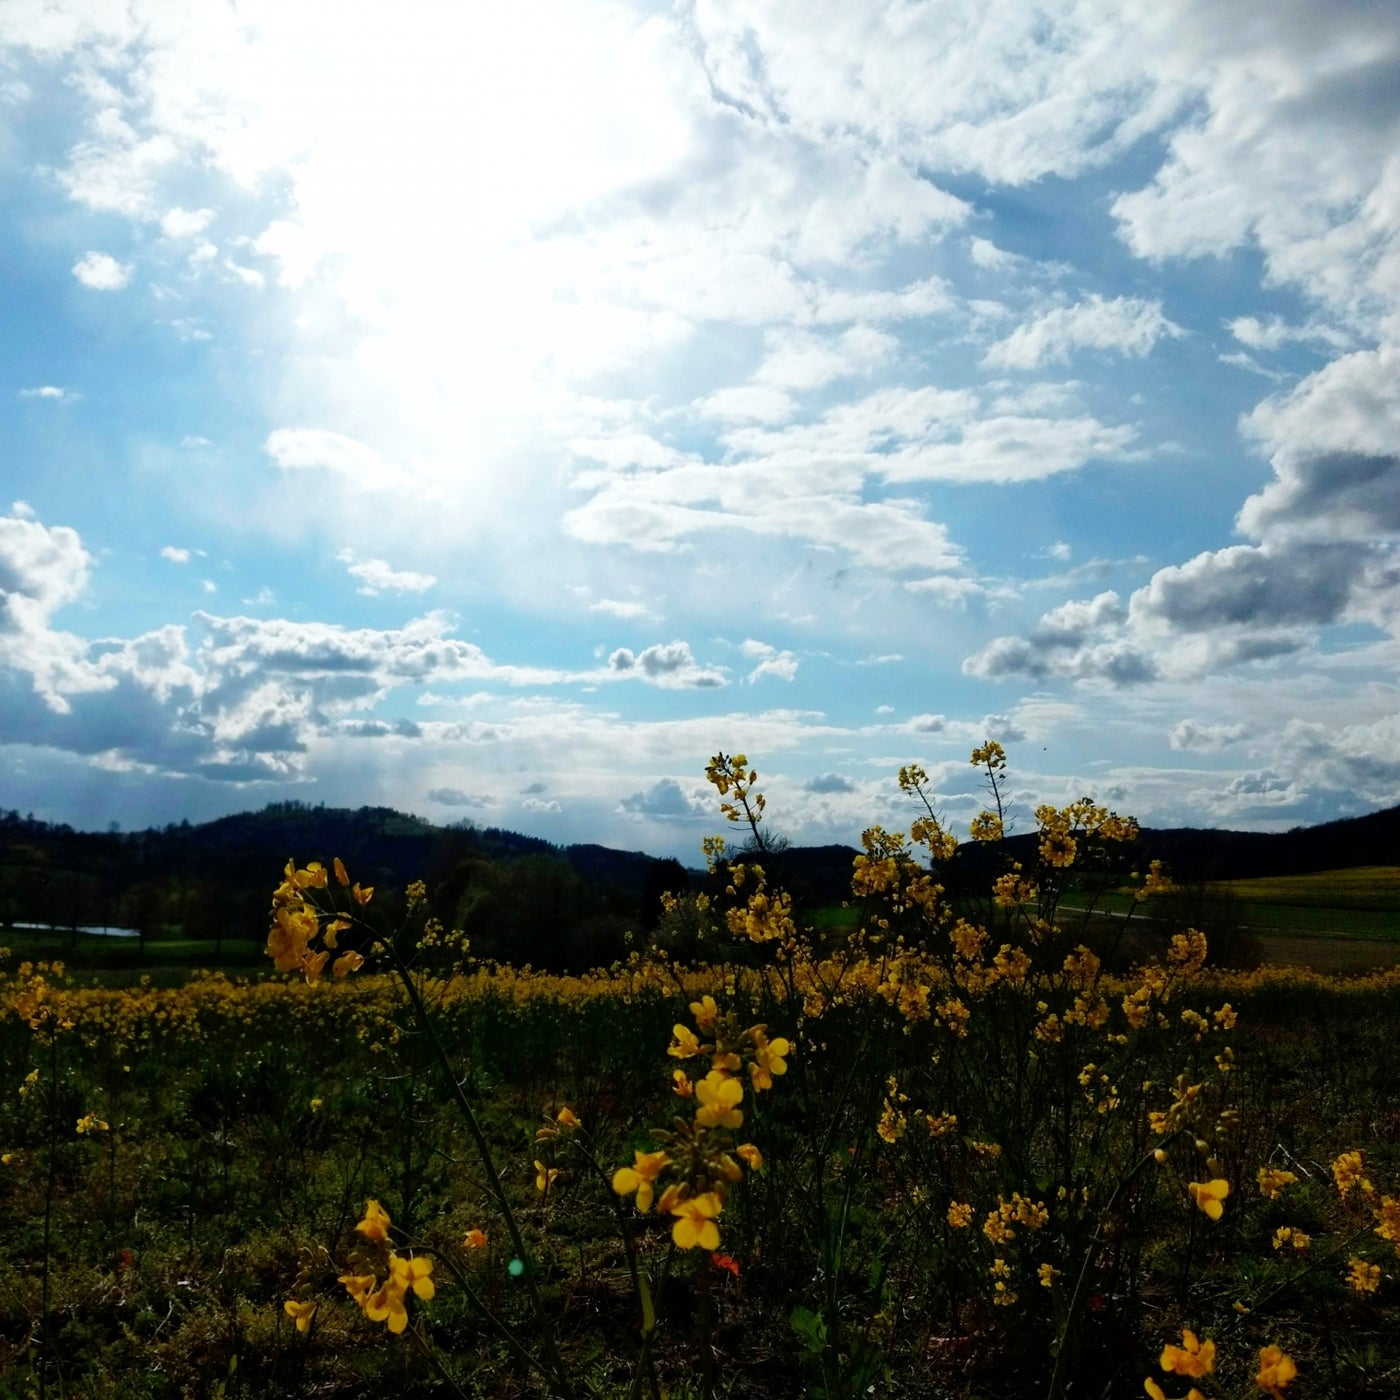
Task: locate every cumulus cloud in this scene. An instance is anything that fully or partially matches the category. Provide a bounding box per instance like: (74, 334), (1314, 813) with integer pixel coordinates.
(739, 639), (799, 683)
(160, 546), (191, 564)
(983, 296), (1181, 369)
(617, 777), (710, 820)
(1170, 719), (1253, 752)
(606, 641), (726, 689)
(427, 787), (494, 807)
(804, 772), (855, 793)
(337, 549), (437, 596)
(71, 252), (131, 290)
(521, 796), (562, 813)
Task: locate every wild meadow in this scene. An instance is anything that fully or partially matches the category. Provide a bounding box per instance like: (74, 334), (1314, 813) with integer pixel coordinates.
(2, 746), (1398, 1398)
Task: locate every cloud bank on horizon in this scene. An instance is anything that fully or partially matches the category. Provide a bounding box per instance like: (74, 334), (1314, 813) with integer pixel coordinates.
(1, 0), (1398, 858)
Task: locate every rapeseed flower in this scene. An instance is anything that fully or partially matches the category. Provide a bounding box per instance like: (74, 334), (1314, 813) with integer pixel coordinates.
(356, 1199), (392, 1243)
(669, 1191), (722, 1250)
(283, 1299), (317, 1333)
(612, 1150), (671, 1212)
(1255, 1346), (1297, 1397)
(1161, 1329), (1215, 1377)
(1188, 1179), (1230, 1221)
(1346, 1257), (1380, 1293)
(695, 1071), (744, 1129)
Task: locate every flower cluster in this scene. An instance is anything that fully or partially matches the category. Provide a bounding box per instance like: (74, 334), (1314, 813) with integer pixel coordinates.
(266, 857), (369, 985)
(612, 995), (787, 1252)
(335, 1199), (435, 1334)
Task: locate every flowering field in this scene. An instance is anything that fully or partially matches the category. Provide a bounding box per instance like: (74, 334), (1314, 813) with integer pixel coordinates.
(2, 749), (1398, 1399)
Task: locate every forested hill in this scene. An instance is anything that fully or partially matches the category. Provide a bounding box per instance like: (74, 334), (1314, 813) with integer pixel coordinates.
(2, 798), (1397, 968)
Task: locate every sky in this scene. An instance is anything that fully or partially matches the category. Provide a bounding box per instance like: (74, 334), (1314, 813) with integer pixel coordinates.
(1, 0), (1398, 861)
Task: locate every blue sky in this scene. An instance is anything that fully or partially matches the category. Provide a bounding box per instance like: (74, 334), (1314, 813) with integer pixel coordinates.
(2, 0), (1398, 860)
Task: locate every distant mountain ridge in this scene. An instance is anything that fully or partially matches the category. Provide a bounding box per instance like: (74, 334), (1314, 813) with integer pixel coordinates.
(3, 796), (1397, 925)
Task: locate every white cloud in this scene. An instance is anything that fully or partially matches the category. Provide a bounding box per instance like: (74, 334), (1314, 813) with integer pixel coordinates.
(1169, 719), (1253, 752)
(589, 597), (661, 621)
(337, 549), (437, 596)
(983, 296), (1181, 369)
(160, 546), (191, 563)
(160, 206), (214, 238)
(606, 640), (726, 689)
(19, 385), (74, 400)
(739, 639), (799, 683)
(617, 777), (709, 820)
(265, 429), (413, 492)
(71, 252), (131, 290)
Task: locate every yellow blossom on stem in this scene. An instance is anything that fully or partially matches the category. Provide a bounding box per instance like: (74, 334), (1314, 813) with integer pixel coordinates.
(284, 1299), (317, 1333)
(534, 1160), (561, 1194)
(1161, 1329), (1215, 1377)
(356, 1199), (392, 1243)
(736, 1143), (763, 1171)
(1258, 1166), (1298, 1199)
(1256, 1346), (1297, 1397)
(668, 1024), (702, 1059)
(695, 1070), (744, 1129)
(1333, 1150), (1373, 1196)
(689, 995), (719, 1030)
(1187, 1179), (1230, 1221)
(1346, 1257), (1380, 1293)
(612, 1150), (671, 1213)
(670, 1191), (722, 1250)
(463, 1229), (488, 1250)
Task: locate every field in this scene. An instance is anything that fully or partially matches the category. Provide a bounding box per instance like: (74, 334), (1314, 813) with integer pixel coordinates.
(2, 760), (1399, 1399)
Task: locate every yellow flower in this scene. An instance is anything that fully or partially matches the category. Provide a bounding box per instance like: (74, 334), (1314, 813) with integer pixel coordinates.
(1161, 1329), (1215, 1378)
(1187, 1179), (1230, 1221)
(672, 1070), (694, 1097)
(668, 1024), (702, 1059)
(612, 1150), (671, 1213)
(284, 1299), (317, 1333)
(534, 1160), (561, 1194)
(748, 1033), (790, 1090)
(75, 1113), (110, 1135)
(669, 1191), (722, 1250)
(339, 1272), (376, 1309)
(1257, 1166), (1298, 1199)
(1345, 1257), (1380, 1293)
(309, 1098), (324, 1113)
(1038, 1263), (1059, 1288)
(333, 856), (350, 886)
(365, 1280), (408, 1333)
(947, 1201), (973, 1229)
(352, 882), (374, 905)
(736, 1143), (763, 1171)
(333, 950), (364, 979)
(1333, 1150), (1373, 1197)
(390, 1253), (435, 1301)
(555, 1105), (581, 1132)
(463, 1228), (488, 1250)
(1272, 1226), (1310, 1252)
(689, 995), (720, 1030)
(356, 1198), (392, 1243)
(695, 1071), (744, 1129)
(1256, 1346), (1297, 1397)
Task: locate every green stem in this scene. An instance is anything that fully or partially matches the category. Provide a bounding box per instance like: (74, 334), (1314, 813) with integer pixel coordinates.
(391, 959), (575, 1399)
